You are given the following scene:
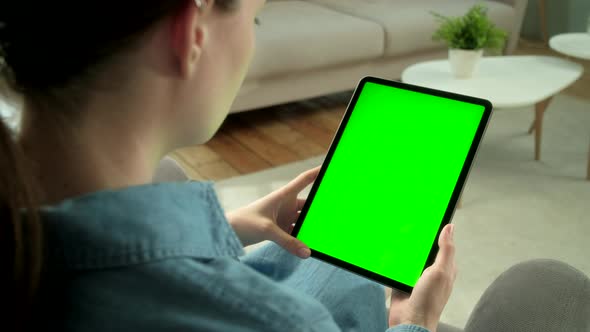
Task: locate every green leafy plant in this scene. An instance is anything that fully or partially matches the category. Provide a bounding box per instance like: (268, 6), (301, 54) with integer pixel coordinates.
(432, 4), (508, 52)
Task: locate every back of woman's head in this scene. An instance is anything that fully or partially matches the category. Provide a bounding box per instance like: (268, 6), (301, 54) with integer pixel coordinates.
(0, 0), (240, 330)
(0, 0), (240, 109)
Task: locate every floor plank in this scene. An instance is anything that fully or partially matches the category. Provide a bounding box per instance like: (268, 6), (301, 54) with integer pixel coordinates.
(173, 145), (240, 180)
(196, 160), (240, 181)
(307, 108), (345, 132)
(222, 116), (301, 166)
(207, 131), (271, 174)
(275, 109), (336, 149)
(175, 145), (220, 166)
(236, 110), (326, 158)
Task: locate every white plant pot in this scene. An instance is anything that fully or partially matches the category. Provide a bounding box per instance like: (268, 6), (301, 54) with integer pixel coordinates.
(449, 49), (483, 79)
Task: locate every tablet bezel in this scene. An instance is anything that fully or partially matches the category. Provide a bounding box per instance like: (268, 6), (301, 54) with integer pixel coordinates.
(291, 76), (493, 293)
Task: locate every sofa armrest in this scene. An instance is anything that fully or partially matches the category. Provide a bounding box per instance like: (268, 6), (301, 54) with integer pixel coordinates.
(488, 0), (529, 54)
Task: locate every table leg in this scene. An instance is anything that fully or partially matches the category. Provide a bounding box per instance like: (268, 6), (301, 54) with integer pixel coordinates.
(534, 97), (553, 161)
(538, 0), (548, 44)
(528, 120), (536, 134)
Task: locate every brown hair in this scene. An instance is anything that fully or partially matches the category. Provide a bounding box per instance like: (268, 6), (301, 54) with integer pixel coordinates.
(0, 0), (238, 330)
(1, 118), (42, 330)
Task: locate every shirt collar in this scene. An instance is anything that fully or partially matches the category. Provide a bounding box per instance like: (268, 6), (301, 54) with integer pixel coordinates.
(41, 181), (245, 270)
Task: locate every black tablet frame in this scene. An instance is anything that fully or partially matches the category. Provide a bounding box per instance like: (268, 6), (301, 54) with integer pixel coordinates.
(291, 76), (493, 293)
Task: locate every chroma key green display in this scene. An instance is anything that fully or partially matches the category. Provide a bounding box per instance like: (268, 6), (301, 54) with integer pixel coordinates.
(294, 78), (489, 289)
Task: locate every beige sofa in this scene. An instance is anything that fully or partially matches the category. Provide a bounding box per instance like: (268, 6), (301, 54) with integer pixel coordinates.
(230, 0), (528, 113)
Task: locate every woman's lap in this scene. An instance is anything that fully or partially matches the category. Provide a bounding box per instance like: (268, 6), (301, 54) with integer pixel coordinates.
(241, 242), (388, 332)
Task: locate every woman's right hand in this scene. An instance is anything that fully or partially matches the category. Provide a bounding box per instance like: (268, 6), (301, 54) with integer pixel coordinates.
(388, 224), (457, 332)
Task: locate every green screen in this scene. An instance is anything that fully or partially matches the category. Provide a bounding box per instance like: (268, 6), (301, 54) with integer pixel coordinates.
(297, 81), (485, 287)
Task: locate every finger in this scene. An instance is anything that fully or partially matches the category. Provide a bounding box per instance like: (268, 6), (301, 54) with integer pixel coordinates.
(267, 223), (311, 259)
(282, 166), (321, 195)
(434, 224), (455, 271)
(296, 198), (307, 211)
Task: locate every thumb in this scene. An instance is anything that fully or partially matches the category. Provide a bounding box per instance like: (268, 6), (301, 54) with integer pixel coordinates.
(433, 224), (455, 272)
(268, 224), (311, 259)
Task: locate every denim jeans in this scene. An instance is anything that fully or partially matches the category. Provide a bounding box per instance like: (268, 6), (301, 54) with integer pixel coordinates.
(242, 242), (389, 332)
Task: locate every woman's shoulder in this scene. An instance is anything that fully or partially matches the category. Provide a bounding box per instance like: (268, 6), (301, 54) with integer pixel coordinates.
(38, 182), (339, 331)
(41, 181), (244, 269)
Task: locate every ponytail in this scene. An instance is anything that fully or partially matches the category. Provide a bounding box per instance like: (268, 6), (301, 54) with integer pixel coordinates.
(0, 117), (43, 331)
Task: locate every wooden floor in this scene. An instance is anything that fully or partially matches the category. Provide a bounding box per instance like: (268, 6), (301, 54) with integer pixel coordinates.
(172, 94), (349, 180)
(172, 40), (590, 181)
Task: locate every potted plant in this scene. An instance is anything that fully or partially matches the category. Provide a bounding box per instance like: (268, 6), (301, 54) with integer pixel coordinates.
(432, 5), (508, 78)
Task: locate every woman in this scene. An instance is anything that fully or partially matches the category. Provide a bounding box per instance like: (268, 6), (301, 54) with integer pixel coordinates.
(1, 0), (456, 331)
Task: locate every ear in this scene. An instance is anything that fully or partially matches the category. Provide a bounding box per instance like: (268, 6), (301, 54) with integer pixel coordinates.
(170, 1), (208, 78)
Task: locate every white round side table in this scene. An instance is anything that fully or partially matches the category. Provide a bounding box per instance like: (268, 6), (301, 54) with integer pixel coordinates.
(550, 33), (590, 60)
(549, 33), (590, 180)
(402, 55), (583, 162)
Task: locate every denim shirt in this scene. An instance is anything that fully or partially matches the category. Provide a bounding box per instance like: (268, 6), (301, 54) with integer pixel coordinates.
(40, 181), (428, 332)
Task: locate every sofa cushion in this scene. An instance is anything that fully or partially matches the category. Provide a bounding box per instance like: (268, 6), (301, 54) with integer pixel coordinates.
(307, 0), (515, 57)
(247, 1), (384, 80)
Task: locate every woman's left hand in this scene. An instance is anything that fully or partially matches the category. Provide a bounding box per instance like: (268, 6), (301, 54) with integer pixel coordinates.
(226, 166), (320, 259)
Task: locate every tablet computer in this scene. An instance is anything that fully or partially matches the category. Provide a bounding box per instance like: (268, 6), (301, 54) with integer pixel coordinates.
(291, 76), (492, 293)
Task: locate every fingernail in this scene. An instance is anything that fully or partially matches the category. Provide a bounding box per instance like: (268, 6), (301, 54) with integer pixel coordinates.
(449, 224), (455, 240)
(297, 247), (311, 258)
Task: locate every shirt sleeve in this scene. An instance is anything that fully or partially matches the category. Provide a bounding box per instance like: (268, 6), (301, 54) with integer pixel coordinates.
(58, 256), (342, 332)
(56, 254), (429, 332)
